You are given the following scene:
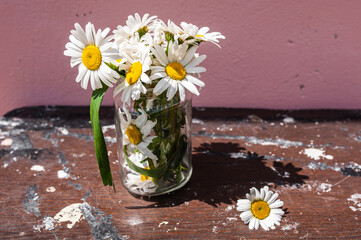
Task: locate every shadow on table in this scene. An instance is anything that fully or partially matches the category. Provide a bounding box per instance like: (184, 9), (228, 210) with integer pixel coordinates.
(126, 142), (309, 209)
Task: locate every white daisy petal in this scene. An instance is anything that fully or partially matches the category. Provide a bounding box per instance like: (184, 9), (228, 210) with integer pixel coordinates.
(166, 80), (178, 100)
(150, 66), (165, 72)
(72, 23), (88, 44)
(140, 120), (157, 138)
(97, 70), (113, 88)
(93, 71), (102, 89)
(264, 190), (273, 202)
(122, 87), (132, 103)
(181, 80), (199, 96)
(153, 78), (171, 95)
(267, 192), (279, 204)
(249, 217), (256, 230)
(180, 46), (197, 66)
(269, 199), (284, 209)
(237, 199), (251, 211)
(186, 55), (207, 69)
(254, 219), (260, 230)
(178, 84), (185, 101)
(137, 142), (157, 160)
(85, 22), (94, 44)
(260, 220), (269, 231)
(66, 42), (82, 52)
(135, 110), (147, 127)
(70, 58), (82, 68)
(150, 72), (166, 81)
(236, 186), (284, 231)
(185, 75), (205, 87)
(141, 72), (151, 84)
(69, 35), (85, 49)
(153, 44), (168, 66)
(81, 70), (90, 90)
(90, 71), (96, 90)
(76, 64), (87, 83)
(64, 50), (82, 58)
(270, 208), (284, 215)
(186, 67), (207, 74)
(240, 210), (253, 222)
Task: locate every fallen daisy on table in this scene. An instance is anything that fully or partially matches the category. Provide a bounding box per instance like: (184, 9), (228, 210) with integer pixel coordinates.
(236, 186), (284, 231)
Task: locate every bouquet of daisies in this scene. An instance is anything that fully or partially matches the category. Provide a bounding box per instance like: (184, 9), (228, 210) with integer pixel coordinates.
(64, 13), (224, 192)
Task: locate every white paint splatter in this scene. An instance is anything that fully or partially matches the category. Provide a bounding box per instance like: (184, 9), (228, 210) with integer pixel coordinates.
(212, 226), (218, 233)
(249, 138), (303, 148)
(300, 148), (333, 160)
(192, 118), (204, 124)
(127, 216), (143, 226)
(2, 163), (9, 168)
(281, 222), (300, 231)
(42, 216), (55, 231)
(317, 183), (332, 193)
(229, 152), (247, 159)
(1, 138), (13, 146)
(104, 136), (117, 144)
(32, 225), (41, 232)
(54, 203), (84, 229)
(283, 117), (295, 124)
(57, 127), (69, 135)
(227, 217), (238, 221)
(0, 119), (22, 127)
(347, 193), (361, 212)
(46, 187), (56, 193)
(102, 124), (115, 133)
(158, 221), (169, 227)
(276, 181), (333, 195)
(31, 165), (45, 172)
(57, 170), (69, 179)
(216, 125), (233, 131)
(225, 205), (235, 212)
(71, 153), (86, 158)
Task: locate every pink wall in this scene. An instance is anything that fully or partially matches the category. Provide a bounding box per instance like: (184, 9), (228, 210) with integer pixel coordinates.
(1, 0), (361, 116)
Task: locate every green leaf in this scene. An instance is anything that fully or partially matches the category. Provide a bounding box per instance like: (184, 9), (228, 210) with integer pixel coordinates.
(124, 146), (168, 179)
(90, 85), (115, 191)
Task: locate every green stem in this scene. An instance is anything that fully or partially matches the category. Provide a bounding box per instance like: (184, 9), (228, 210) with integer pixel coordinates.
(90, 85), (115, 192)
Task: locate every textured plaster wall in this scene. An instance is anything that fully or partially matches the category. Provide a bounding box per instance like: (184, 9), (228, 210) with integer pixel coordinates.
(1, 0), (361, 116)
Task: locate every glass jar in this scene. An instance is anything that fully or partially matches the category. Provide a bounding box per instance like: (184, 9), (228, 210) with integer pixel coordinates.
(114, 89), (193, 196)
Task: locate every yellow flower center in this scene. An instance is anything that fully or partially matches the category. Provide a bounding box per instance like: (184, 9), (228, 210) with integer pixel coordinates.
(251, 200), (270, 220)
(126, 62), (142, 85)
(125, 124), (142, 145)
(116, 59), (122, 63)
(141, 167), (151, 181)
(81, 45), (102, 70)
(196, 34), (205, 38)
(165, 62), (186, 81)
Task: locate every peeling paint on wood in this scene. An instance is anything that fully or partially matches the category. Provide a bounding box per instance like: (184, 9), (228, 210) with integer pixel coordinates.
(23, 184), (41, 217)
(1, 107), (361, 239)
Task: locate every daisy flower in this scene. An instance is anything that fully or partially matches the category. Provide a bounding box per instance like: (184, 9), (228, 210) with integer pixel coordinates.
(124, 152), (157, 194)
(158, 20), (182, 42)
(113, 13), (158, 47)
(237, 186), (284, 231)
(113, 47), (152, 104)
(180, 22), (225, 48)
(120, 108), (157, 160)
(117, 33), (152, 59)
(64, 22), (120, 90)
(150, 42), (206, 101)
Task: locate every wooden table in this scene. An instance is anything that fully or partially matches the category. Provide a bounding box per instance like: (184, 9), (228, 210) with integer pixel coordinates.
(0, 106), (360, 239)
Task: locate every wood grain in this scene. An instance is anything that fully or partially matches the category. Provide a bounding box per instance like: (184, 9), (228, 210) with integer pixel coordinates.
(0, 106), (360, 239)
